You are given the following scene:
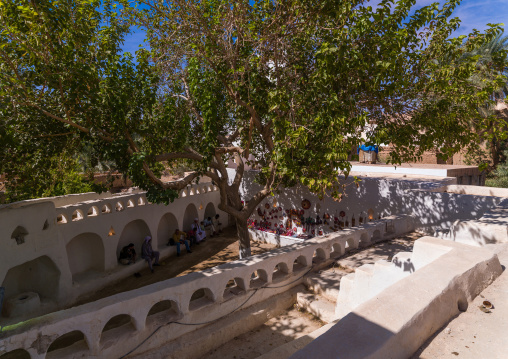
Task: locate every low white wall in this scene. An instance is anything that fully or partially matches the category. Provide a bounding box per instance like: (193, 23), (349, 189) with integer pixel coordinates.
(0, 184), (227, 318)
(234, 170), (499, 238)
(291, 237), (503, 359)
(0, 218), (410, 359)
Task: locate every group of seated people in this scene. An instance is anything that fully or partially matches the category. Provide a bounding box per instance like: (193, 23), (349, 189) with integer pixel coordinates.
(118, 214), (223, 273)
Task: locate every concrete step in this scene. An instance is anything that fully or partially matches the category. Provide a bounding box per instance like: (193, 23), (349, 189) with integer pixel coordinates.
(296, 292), (336, 324)
(354, 263), (375, 282)
(303, 269), (346, 303)
(374, 259), (392, 270)
(392, 251), (412, 262)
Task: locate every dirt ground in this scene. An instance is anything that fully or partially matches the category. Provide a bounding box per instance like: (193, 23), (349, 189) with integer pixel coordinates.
(204, 306), (325, 359)
(73, 227), (277, 307)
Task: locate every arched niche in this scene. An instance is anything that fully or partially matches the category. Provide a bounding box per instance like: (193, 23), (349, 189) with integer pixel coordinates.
(72, 209), (84, 221)
(0, 349), (31, 359)
(1, 255), (60, 302)
(331, 242), (344, 258)
(312, 248), (327, 264)
(183, 203), (199, 232)
(272, 262), (289, 282)
(127, 199), (135, 208)
(359, 233), (369, 246)
(204, 202), (217, 221)
(101, 204), (111, 214)
(11, 226), (28, 245)
(372, 229), (382, 241)
(189, 288), (215, 311)
(368, 208), (375, 221)
(223, 277), (246, 300)
(115, 201), (124, 212)
(346, 237), (357, 250)
(87, 206), (99, 217)
(146, 300), (180, 327)
(250, 269), (268, 289)
(138, 197), (146, 206)
(46, 330), (89, 359)
(100, 314), (136, 346)
(116, 220), (151, 258)
(57, 214), (68, 224)
(66, 233), (105, 281)
(293, 255), (307, 272)
(157, 213), (179, 249)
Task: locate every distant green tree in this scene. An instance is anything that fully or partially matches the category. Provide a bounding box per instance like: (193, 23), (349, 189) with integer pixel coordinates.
(0, 0), (157, 201)
(486, 149), (508, 188)
(462, 31), (508, 168)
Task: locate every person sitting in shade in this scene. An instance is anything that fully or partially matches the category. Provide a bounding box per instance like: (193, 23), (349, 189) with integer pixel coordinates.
(204, 216), (215, 238)
(170, 229), (192, 256)
(191, 218), (206, 242)
(213, 214), (223, 234)
(118, 243), (136, 265)
(141, 236), (160, 273)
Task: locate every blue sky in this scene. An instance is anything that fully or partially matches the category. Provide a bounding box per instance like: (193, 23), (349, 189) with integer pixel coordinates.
(121, 0), (508, 55)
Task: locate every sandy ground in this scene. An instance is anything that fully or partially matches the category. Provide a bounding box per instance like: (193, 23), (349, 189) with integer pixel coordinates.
(72, 227), (277, 307)
(412, 244), (508, 359)
(204, 306), (325, 359)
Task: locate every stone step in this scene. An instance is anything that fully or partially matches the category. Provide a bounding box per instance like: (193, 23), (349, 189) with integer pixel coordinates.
(303, 269), (346, 303)
(392, 251), (412, 262)
(296, 292), (336, 324)
(374, 259), (392, 270)
(354, 263), (375, 282)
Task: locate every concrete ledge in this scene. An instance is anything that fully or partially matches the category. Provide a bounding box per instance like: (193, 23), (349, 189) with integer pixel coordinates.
(290, 237), (503, 359)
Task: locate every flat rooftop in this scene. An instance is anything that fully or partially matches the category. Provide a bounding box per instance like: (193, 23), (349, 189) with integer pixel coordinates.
(350, 162), (480, 178)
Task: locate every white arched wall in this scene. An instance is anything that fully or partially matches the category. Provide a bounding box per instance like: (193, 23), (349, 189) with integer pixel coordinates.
(66, 233), (105, 281)
(204, 202), (217, 221)
(116, 220), (151, 258)
(183, 204), (199, 232)
(157, 213), (179, 249)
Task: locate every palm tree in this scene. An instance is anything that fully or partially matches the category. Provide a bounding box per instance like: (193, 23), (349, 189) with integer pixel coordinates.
(463, 31), (508, 167)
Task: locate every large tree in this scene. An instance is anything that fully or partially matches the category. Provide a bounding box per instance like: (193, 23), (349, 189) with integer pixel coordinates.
(1, 0), (505, 256)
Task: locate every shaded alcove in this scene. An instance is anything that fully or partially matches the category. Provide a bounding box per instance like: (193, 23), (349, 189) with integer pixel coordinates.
(272, 262), (289, 282)
(1, 256), (60, 303)
(10, 226), (28, 245)
(250, 269), (268, 289)
(71, 210), (84, 221)
(116, 220), (151, 258)
(46, 330), (89, 359)
(157, 213), (179, 249)
(0, 349), (31, 359)
(372, 230), (381, 241)
(312, 248), (327, 264)
(223, 278), (246, 300)
(146, 300), (180, 326)
(189, 288), (215, 311)
(66, 233), (105, 281)
(204, 202), (216, 221)
(293, 255), (307, 272)
(100, 314), (136, 346)
(331, 242), (344, 258)
(183, 203), (199, 231)
(360, 233), (369, 246)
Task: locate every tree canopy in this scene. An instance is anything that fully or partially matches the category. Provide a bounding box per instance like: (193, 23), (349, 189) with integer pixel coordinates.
(1, 0), (506, 256)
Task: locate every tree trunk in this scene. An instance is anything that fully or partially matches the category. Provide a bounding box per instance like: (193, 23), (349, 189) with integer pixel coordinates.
(235, 217), (251, 258)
